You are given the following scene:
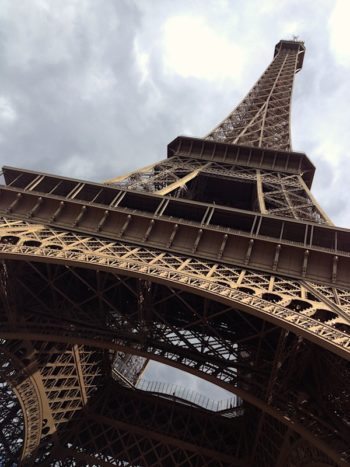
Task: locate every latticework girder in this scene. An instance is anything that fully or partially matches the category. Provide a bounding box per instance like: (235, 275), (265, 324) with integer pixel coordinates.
(0, 218), (349, 465)
(0, 39), (349, 467)
(206, 40), (305, 151)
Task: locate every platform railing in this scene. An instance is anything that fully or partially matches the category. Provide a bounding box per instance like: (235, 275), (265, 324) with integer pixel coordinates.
(136, 378), (242, 413)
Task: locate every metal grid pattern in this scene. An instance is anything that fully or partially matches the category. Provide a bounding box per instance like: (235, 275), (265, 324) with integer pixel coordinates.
(105, 156), (328, 223)
(1, 255), (349, 465)
(0, 39), (348, 467)
(205, 40), (305, 151)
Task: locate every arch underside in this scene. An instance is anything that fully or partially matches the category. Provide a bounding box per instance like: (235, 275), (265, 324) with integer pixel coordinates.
(0, 217), (349, 466)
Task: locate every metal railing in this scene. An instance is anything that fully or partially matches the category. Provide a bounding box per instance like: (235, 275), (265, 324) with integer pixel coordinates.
(136, 379), (242, 413)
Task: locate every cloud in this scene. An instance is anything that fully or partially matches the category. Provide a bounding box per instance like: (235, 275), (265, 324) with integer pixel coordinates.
(134, 39), (151, 85)
(329, 0), (350, 67)
(0, 0), (347, 230)
(0, 96), (17, 124)
(162, 15), (244, 82)
(145, 361), (232, 400)
(0, 0), (347, 227)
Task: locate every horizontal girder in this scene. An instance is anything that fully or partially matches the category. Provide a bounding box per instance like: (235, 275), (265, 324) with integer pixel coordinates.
(42, 381), (247, 466)
(1, 216), (349, 358)
(166, 136), (315, 187)
(0, 168), (348, 288)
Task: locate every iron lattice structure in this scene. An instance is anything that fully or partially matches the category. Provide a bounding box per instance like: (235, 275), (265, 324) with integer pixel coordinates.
(0, 39), (349, 466)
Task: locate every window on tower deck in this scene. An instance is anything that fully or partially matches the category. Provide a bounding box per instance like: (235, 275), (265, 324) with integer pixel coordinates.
(172, 173), (259, 212)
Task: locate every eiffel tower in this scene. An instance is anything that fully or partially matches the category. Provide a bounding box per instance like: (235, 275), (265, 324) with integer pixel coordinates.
(0, 39), (349, 466)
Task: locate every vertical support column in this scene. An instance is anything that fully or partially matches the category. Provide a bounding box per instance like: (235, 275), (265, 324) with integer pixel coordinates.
(256, 170), (267, 214)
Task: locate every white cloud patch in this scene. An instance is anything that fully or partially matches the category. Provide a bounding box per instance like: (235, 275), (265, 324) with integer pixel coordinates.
(145, 361), (232, 401)
(134, 39), (151, 85)
(56, 153), (98, 180)
(329, 0), (350, 67)
(0, 97), (17, 124)
(163, 16), (244, 82)
(80, 67), (117, 101)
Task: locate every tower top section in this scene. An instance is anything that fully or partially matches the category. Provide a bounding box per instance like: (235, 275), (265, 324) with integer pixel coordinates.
(274, 39), (305, 71)
(206, 39), (305, 151)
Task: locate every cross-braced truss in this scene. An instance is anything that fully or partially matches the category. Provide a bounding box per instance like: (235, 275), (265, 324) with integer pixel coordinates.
(205, 40), (304, 151)
(105, 155), (329, 223)
(0, 39), (349, 467)
(0, 217), (349, 465)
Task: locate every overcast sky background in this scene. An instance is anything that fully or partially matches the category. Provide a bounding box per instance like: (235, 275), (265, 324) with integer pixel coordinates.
(1, 0), (350, 399)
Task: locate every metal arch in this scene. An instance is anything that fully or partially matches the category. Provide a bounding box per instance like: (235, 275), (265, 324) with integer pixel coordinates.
(0, 344), (43, 463)
(0, 276), (108, 465)
(3, 166), (345, 289)
(0, 220), (349, 359)
(8, 341), (108, 465)
(1, 318), (347, 465)
(1, 258), (349, 464)
(39, 383), (247, 466)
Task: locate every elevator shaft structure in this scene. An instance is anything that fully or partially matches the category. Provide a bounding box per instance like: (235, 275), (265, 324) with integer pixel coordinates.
(0, 40), (349, 467)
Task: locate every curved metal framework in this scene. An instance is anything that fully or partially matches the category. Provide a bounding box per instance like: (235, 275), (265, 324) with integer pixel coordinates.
(0, 39), (349, 466)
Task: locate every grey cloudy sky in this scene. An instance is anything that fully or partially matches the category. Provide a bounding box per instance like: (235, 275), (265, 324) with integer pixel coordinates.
(1, 0), (350, 397)
(2, 0), (350, 226)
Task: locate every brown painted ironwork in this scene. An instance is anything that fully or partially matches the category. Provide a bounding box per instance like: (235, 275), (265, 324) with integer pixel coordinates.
(0, 39), (349, 466)
(205, 40), (305, 151)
